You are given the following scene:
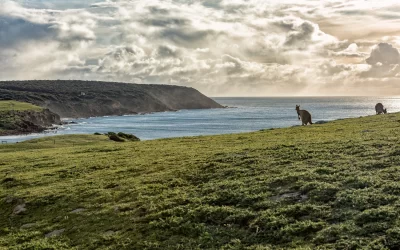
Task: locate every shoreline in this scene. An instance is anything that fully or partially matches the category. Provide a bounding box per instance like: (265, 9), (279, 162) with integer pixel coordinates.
(0, 107), (226, 143)
(0, 108), (391, 144)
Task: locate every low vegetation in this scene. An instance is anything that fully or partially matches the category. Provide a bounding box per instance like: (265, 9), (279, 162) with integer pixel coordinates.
(1, 113), (400, 249)
(105, 132), (141, 142)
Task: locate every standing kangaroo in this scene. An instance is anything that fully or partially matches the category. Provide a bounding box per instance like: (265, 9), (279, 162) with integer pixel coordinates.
(375, 103), (387, 114)
(296, 105), (313, 125)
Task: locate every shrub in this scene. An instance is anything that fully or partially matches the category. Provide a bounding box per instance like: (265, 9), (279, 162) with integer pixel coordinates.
(300, 182), (339, 202)
(356, 207), (396, 224)
(108, 134), (125, 142)
(386, 227), (400, 249)
(117, 132), (140, 141)
(313, 224), (350, 244)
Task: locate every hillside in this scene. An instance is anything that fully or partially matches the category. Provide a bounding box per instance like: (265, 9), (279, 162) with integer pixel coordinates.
(0, 81), (223, 118)
(0, 101), (43, 112)
(1, 114), (400, 249)
(0, 101), (61, 136)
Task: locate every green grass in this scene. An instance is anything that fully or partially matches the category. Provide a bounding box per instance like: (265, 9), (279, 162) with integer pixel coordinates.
(0, 101), (42, 112)
(1, 114), (400, 249)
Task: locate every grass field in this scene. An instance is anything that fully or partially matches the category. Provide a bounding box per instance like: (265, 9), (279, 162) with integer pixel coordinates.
(0, 101), (42, 112)
(1, 113), (400, 249)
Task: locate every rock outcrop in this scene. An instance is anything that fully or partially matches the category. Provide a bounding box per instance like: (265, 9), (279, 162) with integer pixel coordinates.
(0, 109), (61, 136)
(0, 80), (223, 118)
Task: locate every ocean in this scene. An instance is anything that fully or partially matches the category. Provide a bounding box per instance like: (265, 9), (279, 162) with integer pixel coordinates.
(1, 97), (399, 143)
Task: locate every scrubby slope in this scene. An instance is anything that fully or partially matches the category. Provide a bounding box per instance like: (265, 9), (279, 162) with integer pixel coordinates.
(1, 114), (400, 249)
(0, 80), (223, 118)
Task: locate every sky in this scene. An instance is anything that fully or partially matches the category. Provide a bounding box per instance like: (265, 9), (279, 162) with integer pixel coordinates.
(2, 0), (400, 96)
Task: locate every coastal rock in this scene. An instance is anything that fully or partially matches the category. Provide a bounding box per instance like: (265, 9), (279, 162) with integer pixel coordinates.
(20, 109), (61, 127)
(5, 195), (25, 204)
(70, 208), (86, 214)
(21, 223), (36, 229)
(270, 192), (308, 202)
(5, 195), (14, 203)
(0, 108), (61, 136)
(13, 203), (27, 215)
(4, 195), (18, 203)
(62, 121), (78, 125)
(104, 231), (116, 236)
(45, 229), (65, 238)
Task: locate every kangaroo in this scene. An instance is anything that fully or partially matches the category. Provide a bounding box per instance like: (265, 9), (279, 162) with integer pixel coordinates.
(375, 103), (387, 114)
(295, 105), (313, 125)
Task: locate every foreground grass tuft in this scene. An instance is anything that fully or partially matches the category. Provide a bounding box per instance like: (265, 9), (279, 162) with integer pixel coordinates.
(1, 113), (400, 249)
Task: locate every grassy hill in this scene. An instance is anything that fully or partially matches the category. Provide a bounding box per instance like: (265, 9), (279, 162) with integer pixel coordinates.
(0, 80), (223, 118)
(1, 114), (400, 249)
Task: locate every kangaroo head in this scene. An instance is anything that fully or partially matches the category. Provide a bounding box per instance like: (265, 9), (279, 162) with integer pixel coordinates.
(384, 108), (387, 114)
(295, 105), (300, 111)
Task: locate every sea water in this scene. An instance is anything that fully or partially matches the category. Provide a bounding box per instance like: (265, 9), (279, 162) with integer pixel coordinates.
(2, 96), (400, 143)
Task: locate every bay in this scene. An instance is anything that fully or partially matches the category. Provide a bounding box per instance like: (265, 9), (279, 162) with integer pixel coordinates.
(1, 96), (399, 143)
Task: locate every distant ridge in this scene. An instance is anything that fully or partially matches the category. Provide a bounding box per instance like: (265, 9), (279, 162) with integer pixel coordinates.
(0, 80), (223, 118)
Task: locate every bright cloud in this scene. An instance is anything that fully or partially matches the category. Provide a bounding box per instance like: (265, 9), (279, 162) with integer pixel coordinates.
(1, 0), (400, 96)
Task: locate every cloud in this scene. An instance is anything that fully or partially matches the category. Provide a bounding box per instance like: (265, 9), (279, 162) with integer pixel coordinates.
(331, 43), (368, 57)
(366, 43), (400, 65)
(282, 20), (315, 48)
(2, 0), (400, 96)
(0, 16), (54, 48)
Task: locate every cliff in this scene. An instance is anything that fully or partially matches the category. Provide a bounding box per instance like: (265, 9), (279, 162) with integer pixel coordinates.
(0, 80), (223, 118)
(0, 106), (61, 136)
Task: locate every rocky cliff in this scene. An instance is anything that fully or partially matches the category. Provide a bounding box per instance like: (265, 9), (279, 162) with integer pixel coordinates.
(0, 109), (61, 136)
(0, 80), (223, 118)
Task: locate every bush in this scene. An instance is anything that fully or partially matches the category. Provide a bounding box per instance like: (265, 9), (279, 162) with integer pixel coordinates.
(386, 227), (400, 249)
(106, 132), (140, 142)
(94, 132), (102, 135)
(300, 181), (339, 202)
(117, 132), (140, 141)
(108, 134), (125, 142)
(355, 207), (397, 225)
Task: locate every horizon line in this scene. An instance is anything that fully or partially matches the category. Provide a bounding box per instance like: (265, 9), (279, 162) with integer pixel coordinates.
(211, 95), (400, 98)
